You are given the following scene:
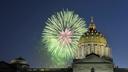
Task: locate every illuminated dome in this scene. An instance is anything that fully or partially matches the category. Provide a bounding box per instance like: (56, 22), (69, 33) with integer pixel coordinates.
(79, 17), (107, 46)
(76, 17), (111, 59)
(10, 57), (27, 64)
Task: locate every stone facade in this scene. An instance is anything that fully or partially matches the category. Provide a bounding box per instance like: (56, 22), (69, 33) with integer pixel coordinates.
(73, 54), (114, 72)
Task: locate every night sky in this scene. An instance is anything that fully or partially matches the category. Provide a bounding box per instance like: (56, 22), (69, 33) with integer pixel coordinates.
(0, 0), (128, 68)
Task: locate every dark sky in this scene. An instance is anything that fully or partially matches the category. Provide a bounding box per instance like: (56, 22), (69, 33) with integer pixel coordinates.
(0, 0), (128, 68)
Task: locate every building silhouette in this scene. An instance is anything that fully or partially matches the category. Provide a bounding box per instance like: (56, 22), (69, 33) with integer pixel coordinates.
(0, 18), (128, 72)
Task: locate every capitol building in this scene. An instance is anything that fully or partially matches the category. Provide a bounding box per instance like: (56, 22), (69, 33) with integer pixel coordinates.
(0, 18), (128, 72)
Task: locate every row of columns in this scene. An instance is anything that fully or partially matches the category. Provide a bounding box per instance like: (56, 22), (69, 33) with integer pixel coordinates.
(75, 43), (111, 59)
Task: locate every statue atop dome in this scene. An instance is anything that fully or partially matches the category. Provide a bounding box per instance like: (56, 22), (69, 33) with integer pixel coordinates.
(89, 16), (96, 30)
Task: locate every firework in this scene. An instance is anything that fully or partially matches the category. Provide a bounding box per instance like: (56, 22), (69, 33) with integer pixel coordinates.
(42, 10), (86, 67)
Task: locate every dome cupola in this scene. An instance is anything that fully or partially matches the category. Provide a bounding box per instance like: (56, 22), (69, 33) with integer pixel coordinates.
(76, 17), (111, 59)
(79, 17), (107, 47)
(10, 57), (29, 69)
(10, 57), (28, 65)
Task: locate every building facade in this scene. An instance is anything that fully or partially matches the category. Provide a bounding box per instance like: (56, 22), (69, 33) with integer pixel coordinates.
(73, 17), (114, 72)
(0, 18), (128, 72)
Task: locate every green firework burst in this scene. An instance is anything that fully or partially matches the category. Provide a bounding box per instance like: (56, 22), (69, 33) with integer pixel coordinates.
(42, 10), (87, 67)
